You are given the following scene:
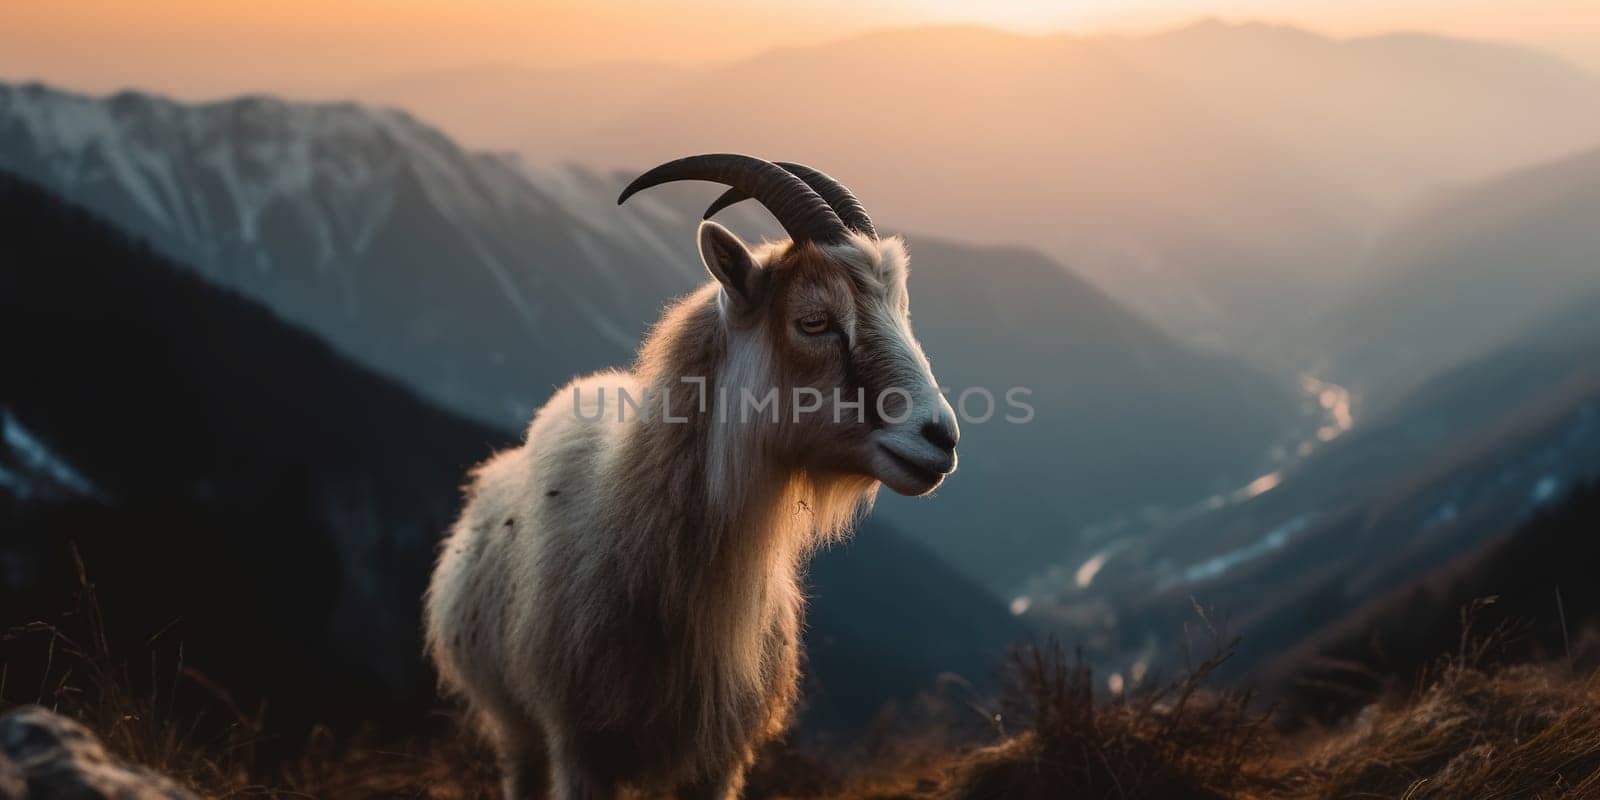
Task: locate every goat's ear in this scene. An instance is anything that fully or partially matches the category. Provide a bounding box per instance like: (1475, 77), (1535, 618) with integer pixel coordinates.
(698, 220), (761, 304)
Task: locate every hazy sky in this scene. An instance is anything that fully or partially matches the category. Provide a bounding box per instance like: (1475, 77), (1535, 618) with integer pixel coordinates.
(3, 0), (1598, 99)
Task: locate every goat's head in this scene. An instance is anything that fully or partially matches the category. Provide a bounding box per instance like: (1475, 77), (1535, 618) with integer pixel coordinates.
(620, 155), (958, 496)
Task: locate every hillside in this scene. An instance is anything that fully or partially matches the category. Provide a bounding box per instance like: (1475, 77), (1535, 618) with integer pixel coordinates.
(0, 171), (1024, 738)
(1323, 145), (1600, 402)
(1016, 292), (1600, 683)
(11, 594), (1600, 799)
(0, 170), (499, 730)
(0, 81), (1308, 591)
(1266, 479), (1600, 722)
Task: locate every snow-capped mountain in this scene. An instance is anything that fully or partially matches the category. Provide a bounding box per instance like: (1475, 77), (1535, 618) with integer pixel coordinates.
(0, 81), (732, 426)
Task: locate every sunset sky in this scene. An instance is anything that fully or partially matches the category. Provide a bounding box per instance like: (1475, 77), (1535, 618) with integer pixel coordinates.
(3, 0), (1598, 99)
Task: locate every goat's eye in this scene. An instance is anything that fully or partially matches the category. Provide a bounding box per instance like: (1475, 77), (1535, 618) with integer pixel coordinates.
(797, 315), (830, 335)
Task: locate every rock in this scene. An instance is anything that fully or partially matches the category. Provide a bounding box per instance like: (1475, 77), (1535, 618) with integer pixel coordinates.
(0, 706), (201, 799)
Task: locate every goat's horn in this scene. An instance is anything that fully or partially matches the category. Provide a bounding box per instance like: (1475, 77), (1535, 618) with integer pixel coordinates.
(703, 162), (877, 239)
(618, 154), (847, 244)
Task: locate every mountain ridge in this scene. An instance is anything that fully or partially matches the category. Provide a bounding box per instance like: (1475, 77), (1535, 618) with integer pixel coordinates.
(333, 19), (1600, 354)
(1321, 143), (1600, 402)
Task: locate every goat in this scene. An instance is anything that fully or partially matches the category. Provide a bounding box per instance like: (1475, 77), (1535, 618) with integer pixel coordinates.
(424, 154), (959, 799)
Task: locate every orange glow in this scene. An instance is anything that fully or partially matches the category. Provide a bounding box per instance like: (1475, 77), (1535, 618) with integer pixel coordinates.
(0, 1), (874, 98)
(2, 1), (1597, 100)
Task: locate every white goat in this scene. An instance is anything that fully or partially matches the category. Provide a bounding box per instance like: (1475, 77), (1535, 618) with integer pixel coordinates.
(425, 155), (959, 799)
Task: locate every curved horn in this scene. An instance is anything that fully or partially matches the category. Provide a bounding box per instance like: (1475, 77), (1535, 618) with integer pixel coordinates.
(617, 154), (847, 243)
(703, 162), (876, 239)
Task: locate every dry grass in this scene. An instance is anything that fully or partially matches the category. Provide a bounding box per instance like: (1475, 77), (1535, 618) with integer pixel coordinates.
(941, 644), (1268, 799)
(746, 607), (1600, 800)
(1264, 602), (1600, 800)
(6, 607), (505, 799)
(9, 572), (1600, 800)
(0, 547), (505, 799)
(1, 547), (264, 795)
(791, 619), (1277, 800)
(1272, 664), (1600, 800)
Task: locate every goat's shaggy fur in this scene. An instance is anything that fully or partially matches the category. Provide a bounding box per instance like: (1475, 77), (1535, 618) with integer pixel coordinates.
(426, 230), (953, 799)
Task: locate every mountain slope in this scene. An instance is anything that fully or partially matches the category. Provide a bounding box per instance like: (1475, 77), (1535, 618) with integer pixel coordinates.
(0, 171), (1024, 737)
(0, 171), (502, 728)
(1108, 21), (1600, 215)
(1021, 294), (1600, 682)
(0, 82), (1307, 591)
(0, 81), (717, 429)
(1265, 478), (1600, 722)
(1323, 145), (1600, 402)
(871, 237), (1303, 588)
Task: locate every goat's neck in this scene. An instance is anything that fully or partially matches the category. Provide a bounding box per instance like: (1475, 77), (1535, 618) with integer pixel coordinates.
(616, 286), (874, 614)
(616, 287), (803, 607)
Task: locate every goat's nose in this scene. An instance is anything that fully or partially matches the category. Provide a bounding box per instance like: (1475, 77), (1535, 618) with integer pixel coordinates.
(920, 417), (959, 453)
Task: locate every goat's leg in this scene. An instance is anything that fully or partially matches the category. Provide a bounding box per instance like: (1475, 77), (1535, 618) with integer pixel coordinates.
(477, 707), (550, 800)
(546, 737), (617, 800)
(496, 729), (550, 800)
(675, 755), (751, 800)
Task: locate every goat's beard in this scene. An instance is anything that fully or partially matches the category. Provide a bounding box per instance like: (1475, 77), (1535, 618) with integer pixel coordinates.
(788, 470), (880, 548)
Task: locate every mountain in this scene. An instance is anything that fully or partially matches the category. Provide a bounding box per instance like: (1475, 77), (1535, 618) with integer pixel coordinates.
(1320, 145), (1600, 403)
(350, 22), (1600, 353)
(0, 171), (1024, 737)
(1015, 293), (1600, 683)
(0, 81), (719, 429)
(0, 170), (503, 729)
(0, 82), (1308, 592)
(870, 237), (1303, 588)
(520, 24), (1373, 353)
(1106, 20), (1600, 215)
(1264, 478), (1600, 722)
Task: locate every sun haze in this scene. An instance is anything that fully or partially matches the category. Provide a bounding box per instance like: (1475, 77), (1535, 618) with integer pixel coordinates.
(2, 0), (1597, 100)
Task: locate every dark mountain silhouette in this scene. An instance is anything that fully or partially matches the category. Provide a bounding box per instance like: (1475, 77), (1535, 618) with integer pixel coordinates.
(0, 171), (1023, 740)
(0, 81), (1307, 592)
